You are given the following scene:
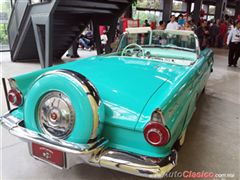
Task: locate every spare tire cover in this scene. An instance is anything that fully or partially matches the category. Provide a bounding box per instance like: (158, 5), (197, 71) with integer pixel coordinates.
(24, 69), (104, 144)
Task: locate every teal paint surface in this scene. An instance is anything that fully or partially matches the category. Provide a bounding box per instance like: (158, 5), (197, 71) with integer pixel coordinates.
(10, 47), (213, 157)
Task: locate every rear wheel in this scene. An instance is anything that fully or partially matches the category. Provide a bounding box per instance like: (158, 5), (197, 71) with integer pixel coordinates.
(202, 86), (206, 94)
(173, 129), (187, 151)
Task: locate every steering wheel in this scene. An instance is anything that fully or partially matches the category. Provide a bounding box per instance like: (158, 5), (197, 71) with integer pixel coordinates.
(121, 43), (144, 57)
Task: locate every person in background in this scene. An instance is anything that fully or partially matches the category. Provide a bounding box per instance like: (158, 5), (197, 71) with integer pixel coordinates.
(67, 38), (80, 58)
(228, 19), (234, 31)
(99, 26), (107, 36)
(209, 21), (219, 47)
(79, 34), (91, 50)
(216, 19), (220, 26)
(195, 20), (209, 50)
(143, 19), (150, 27)
(166, 15), (179, 30)
(157, 21), (166, 30)
(227, 20), (240, 67)
(189, 19), (197, 31)
(85, 29), (94, 50)
(218, 20), (228, 48)
(183, 21), (192, 31)
(101, 30), (108, 53)
(178, 14), (185, 27)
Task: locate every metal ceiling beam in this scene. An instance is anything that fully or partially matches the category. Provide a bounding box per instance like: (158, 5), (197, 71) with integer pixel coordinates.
(56, 7), (113, 14)
(163, 0), (173, 23)
(235, 0), (240, 18)
(193, 0), (203, 25)
(59, 1), (120, 10)
(215, 0), (228, 19)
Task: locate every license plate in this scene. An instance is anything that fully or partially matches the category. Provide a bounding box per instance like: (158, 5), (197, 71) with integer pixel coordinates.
(31, 143), (65, 168)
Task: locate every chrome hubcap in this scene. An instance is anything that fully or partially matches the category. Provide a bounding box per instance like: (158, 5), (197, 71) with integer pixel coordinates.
(38, 91), (75, 139)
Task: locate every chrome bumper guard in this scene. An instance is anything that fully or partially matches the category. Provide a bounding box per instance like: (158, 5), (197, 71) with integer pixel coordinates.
(0, 112), (177, 178)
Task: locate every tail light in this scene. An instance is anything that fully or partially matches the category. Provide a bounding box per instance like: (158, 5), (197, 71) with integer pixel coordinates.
(7, 89), (23, 106)
(144, 121), (170, 147)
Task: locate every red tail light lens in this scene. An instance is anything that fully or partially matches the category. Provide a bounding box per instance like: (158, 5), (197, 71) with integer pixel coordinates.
(144, 122), (170, 146)
(7, 89), (23, 106)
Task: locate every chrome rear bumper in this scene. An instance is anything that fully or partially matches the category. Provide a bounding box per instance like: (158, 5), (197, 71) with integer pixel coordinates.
(0, 112), (177, 178)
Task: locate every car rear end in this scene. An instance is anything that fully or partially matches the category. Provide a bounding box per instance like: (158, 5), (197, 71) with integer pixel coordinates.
(1, 60), (179, 178)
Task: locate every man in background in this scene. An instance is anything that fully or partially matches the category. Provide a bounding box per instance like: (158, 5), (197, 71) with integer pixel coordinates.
(195, 20), (209, 50)
(227, 20), (240, 67)
(166, 15), (179, 30)
(218, 20), (228, 48)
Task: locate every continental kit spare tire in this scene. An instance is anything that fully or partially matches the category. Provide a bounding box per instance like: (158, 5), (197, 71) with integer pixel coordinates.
(24, 69), (104, 144)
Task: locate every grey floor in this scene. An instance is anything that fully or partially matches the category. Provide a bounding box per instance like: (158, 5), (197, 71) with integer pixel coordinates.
(0, 49), (239, 180)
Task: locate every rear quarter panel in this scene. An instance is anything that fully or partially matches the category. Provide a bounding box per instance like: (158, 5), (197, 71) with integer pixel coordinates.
(136, 48), (213, 150)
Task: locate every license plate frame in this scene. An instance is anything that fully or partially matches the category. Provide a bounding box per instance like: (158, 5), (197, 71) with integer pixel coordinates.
(30, 143), (66, 169)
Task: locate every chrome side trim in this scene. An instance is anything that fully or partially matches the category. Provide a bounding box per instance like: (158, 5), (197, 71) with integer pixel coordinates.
(35, 69), (101, 106)
(2, 78), (10, 111)
(1, 113), (178, 178)
(150, 108), (166, 125)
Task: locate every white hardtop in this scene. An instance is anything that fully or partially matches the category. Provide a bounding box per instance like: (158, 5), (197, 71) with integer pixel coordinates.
(125, 27), (152, 34)
(125, 27), (195, 36)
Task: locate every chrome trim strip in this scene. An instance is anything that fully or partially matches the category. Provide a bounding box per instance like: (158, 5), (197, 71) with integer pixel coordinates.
(92, 149), (178, 179)
(2, 78), (10, 111)
(151, 108), (166, 125)
(35, 69), (101, 106)
(0, 113), (178, 178)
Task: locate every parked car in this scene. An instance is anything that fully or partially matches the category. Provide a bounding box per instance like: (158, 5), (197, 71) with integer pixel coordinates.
(0, 27), (213, 178)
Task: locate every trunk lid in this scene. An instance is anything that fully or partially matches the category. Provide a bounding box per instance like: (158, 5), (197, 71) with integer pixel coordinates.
(66, 56), (170, 129)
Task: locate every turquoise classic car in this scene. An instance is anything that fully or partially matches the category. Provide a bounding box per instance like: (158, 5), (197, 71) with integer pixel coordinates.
(0, 27), (213, 178)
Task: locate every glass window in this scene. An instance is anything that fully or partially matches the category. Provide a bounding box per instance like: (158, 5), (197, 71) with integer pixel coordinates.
(208, 5), (215, 15)
(136, 0), (148, 9)
(30, 0), (50, 5)
(171, 12), (180, 17)
(133, 10), (163, 25)
(151, 31), (196, 50)
(155, 11), (163, 23)
(116, 30), (197, 65)
(159, 0), (164, 10)
(136, 0), (163, 10)
(201, 4), (208, 14)
(207, 16), (214, 21)
(172, 0), (187, 12)
(119, 31), (196, 51)
(0, 0), (11, 51)
(225, 8), (235, 16)
(191, 3), (194, 12)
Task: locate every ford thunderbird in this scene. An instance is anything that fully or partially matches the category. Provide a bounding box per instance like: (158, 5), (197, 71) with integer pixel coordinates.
(0, 27), (213, 178)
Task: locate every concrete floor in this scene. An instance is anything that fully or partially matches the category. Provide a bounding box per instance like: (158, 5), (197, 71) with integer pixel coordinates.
(0, 49), (239, 180)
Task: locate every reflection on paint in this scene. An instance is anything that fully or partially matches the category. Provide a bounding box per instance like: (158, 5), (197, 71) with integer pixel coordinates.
(104, 101), (139, 122)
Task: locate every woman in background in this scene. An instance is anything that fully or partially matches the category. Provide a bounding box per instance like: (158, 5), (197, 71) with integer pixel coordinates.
(183, 21), (192, 31)
(157, 21), (166, 30)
